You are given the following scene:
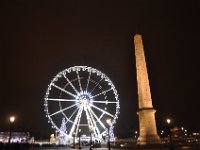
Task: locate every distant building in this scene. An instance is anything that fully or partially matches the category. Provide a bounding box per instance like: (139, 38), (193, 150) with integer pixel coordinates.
(0, 132), (29, 143)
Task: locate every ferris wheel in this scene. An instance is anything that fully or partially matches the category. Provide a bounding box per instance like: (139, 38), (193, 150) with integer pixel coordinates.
(44, 66), (120, 141)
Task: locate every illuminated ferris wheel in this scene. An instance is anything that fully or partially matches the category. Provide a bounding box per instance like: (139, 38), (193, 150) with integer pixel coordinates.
(44, 66), (120, 142)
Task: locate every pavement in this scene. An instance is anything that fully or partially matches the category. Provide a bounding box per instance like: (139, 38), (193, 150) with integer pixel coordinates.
(30, 146), (200, 150)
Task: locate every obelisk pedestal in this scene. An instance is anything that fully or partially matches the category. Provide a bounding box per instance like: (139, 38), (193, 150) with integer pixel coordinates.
(134, 34), (161, 145)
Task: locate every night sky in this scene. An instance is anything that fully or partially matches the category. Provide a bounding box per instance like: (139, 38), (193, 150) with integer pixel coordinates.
(2, 1), (200, 138)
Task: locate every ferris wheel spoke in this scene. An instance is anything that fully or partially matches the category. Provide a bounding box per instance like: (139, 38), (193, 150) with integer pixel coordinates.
(76, 70), (83, 93)
(65, 107), (79, 124)
(86, 70), (91, 92)
(69, 105), (83, 136)
(52, 84), (77, 98)
(99, 113), (105, 120)
(87, 106), (106, 129)
(50, 103), (78, 117)
(91, 100), (119, 104)
(86, 106), (100, 135)
(47, 98), (79, 102)
(85, 107), (95, 132)
(90, 104), (114, 118)
(63, 72), (79, 95)
(90, 78), (103, 94)
(74, 105), (83, 134)
(75, 107), (83, 135)
(90, 88), (113, 99)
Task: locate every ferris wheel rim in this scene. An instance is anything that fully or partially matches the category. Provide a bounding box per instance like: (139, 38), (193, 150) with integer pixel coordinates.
(44, 66), (120, 137)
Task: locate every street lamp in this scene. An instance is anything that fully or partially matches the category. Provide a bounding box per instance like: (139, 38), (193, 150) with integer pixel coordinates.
(166, 118), (171, 125)
(8, 116), (15, 144)
(166, 118), (174, 150)
(106, 119), (111, 150)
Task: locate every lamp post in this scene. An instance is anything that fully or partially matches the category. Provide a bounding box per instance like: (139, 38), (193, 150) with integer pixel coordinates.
(89, 129), (93, 150)
(8, 116), (15, 144)
(106, 119), (111, 150)
(78, 129), (81, 149)
(166, 118), (174, 150)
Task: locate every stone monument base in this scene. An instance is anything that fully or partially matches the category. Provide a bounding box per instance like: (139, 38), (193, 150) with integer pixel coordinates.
(137, 134), (161, 145)
(137, 108), (161, 145)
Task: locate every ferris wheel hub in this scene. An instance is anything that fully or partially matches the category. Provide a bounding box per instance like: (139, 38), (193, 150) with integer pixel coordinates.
(78, 93), (92, 106)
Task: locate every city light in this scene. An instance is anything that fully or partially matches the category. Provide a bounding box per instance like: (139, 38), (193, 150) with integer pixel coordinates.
(166, 118), (171, 124)
(10, 116), (15, 123)
(160, 130), (164, 135)
(106, 119), (112, 126)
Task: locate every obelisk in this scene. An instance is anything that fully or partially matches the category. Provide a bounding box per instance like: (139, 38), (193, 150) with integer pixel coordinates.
(134, 34), (161, 145)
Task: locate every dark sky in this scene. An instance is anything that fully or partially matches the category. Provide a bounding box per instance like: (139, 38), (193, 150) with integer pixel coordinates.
(2, 0), (200, 138)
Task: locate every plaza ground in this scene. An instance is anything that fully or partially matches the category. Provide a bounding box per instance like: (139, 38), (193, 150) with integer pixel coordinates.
(29, 146), (200, 150)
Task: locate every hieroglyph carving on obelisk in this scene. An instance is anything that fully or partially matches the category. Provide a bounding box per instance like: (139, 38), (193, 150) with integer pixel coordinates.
(134, 34), (161, 145)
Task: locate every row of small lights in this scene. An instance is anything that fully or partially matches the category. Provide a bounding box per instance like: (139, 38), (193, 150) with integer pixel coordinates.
(133, 118), (172, 137)
(134, 118), (199, 137)
(160, 129), (188, 135)
(163, 118), (188, 136)
(7, 116), (200, 138)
